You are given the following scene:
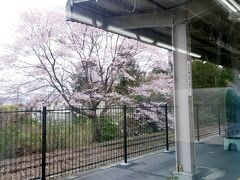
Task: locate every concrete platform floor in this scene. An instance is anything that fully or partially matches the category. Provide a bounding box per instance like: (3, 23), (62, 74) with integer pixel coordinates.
(63, 136), (240, 180)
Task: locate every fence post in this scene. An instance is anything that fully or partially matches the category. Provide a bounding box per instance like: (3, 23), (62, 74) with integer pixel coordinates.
(234, 103), (236, 123)
(196, 104), (200, 142)
(218, 104), (221, 136)
(164, 104), (169, 152)
(42, 107), (47, 180)
(123, 105), (128, 164)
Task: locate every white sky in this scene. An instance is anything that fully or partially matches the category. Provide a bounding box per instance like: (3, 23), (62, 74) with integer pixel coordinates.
(0, 0), (66, 44)
(0, 0), (67, 99)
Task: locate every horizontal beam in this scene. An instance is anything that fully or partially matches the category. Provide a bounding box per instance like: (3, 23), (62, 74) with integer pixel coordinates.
(66, 0), (171, 44)
(66, 1), (202, 58)
(71, 0), (174, 29)
(107, 11), (174, 29)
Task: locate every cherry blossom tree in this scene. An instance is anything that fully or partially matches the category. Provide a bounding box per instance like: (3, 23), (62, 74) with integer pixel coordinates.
(1, 10), (173, 139)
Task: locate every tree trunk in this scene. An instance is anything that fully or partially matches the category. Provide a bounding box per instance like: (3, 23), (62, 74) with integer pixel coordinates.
(70, 105), (106, 142)
(93, 115), (103, 142)
(93, 109), (108, 142)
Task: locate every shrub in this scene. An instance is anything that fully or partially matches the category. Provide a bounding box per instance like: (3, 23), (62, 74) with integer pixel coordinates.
(100, 117), (119, 142)
(46, 119), (93, 151)
(0, 112), (121, 160)
(0, 117), (41, 160)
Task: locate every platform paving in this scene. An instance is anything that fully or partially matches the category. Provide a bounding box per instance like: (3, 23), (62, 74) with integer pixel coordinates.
(63, 136), (240, 180)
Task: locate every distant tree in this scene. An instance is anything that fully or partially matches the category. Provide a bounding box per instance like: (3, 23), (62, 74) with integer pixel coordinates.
(192, 60), (233, 88)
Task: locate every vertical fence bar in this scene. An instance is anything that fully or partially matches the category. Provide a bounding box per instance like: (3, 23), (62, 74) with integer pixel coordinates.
(42, 107), (47, 180)
(165, 104), (169, 152)
(218, 104), (221, 136)
(123, 105), (127, 164)
(234, 103), (236, 123)
(196, 104), (200, 142)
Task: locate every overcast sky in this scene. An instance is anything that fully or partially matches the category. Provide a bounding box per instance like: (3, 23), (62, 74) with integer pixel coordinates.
(0, 0), (66, 44)
(0, 0), (67, 99)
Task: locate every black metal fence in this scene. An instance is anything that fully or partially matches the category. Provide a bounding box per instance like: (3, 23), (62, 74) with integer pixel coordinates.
(0, 109), (42, 180)
(0, 104), (223, 179)
(194, 104), (225, 141)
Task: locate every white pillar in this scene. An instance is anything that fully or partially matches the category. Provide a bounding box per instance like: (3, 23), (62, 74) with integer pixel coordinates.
(173, 9), (195, 179)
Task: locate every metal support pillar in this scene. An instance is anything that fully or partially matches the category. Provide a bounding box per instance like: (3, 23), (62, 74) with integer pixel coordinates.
(173, 8), (195, 179)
